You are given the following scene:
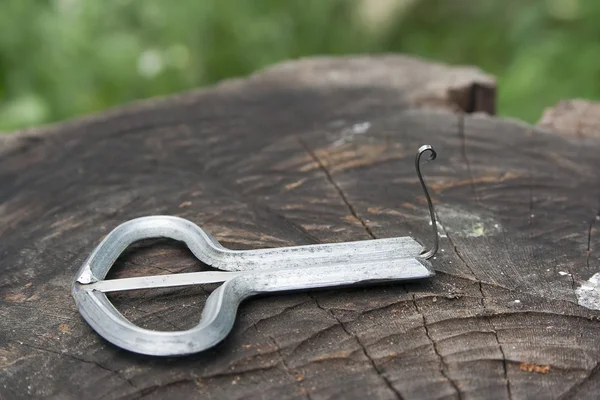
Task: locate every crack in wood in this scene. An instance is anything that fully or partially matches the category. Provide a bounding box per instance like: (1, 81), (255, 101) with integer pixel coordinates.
(261, 204), (322, 245)
(425, 309), (599, 329)
(131, 364), (301, 400)
(266, 333), (312, 400)
(147, 264), (178, 274)
(13, 340), (138, 393)
(458, 115), (480, 205)
(434, 250), (589, 309)
(432, 212), (512, 399)
(443, 121), (518, 398)
(444, 238), (512, 399)
(242, 300), (313, 335)
(567, 269), (576, 291)
(199, 365), (280, 381)
(248, 314), (311, 400)
(477, 271), (512, 400)
(297, 139), (375, 239)
(490, 323), (513, 400)
(134, 307), (179, 330)
(308, 293), (404, 400)
(411, 293), (462, 400)
(481, 291), (513, 400)
(8, 303), (78, 321)
(111, 298), (207, 331)
(557, 362), (600, 400)
(438, 222), (477, 281)
(283, 322), (357, 363)
(129, 378), (200, 400)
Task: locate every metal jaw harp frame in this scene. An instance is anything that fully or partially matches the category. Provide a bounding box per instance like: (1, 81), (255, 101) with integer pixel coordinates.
(72, 145), (439, 356)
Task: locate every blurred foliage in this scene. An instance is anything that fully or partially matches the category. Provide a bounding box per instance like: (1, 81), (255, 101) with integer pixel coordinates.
(0, 0), (598, 131)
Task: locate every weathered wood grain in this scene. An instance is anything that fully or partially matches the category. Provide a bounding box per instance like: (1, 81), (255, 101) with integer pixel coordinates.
(1, 56), (599, 400)
(538, 99), (600, 140)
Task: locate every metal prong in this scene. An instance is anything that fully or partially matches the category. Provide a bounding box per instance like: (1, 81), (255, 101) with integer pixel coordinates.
(80, 271), (241, 293)
(415, 144), (438, 259)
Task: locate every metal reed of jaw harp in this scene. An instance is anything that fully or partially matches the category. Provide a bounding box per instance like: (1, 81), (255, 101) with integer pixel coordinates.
(72, 145), (439, 356)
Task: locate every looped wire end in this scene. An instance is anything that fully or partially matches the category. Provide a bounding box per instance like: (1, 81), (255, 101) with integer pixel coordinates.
(415, 144), (438, 259)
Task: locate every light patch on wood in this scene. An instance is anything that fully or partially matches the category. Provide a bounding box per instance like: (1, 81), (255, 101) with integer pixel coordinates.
(331, 121), (371, 147)
(302, 224), (333, 230)
(299, 161), (320, 173)
(235, 175), (263, 184)
(3, 291), (39, 303)
(271, 153), (315, 172)
(342, 215), (364, 227)
(545, 152), (589, 175)
(244, 175), (285, 192)
(211, 227), (292, 247)
(308, 198), (334, 204)
(0, 201), (46, 236)
(43, 215), (85, 241)
(285, 178), (307, 191)
(280, 204), (306, 210)
(576, 272), (600, 310)
(437, 205), (502, 238)
(0, 345), (35, 369)
(367, 207), (406, 217)
(58, 323), (72, 334)
(312, 143), (406, 174)
(520, 362), (550, 374)
(429, 171), (521, 193)
(258, 234), (293, 245)
(178, 201), (192, 208)
(312, 350), (355, 362)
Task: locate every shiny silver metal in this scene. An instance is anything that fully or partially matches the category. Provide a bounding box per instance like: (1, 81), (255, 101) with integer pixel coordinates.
(416, 144), (438, 259)
(72, 145), (439, 356)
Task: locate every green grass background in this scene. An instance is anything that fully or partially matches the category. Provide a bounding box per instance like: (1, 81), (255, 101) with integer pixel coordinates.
(1, 0), (598, 131)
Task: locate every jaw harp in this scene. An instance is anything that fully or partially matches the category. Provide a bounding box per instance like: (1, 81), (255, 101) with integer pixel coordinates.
(72, 145), (440, 356)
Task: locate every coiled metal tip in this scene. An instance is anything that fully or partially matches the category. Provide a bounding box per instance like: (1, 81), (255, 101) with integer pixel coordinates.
(415, 145), (438, 259)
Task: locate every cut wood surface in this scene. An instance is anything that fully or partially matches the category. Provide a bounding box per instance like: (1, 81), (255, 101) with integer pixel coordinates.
(1, 55), (599, 400)
(538, 99), (600, 139)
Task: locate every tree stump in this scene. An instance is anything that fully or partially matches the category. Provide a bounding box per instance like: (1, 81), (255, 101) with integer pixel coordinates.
(1, 56), (599, 400)
(538, 99), (600, 140)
